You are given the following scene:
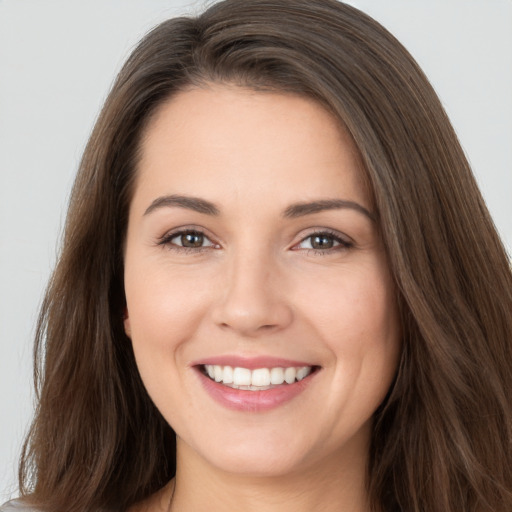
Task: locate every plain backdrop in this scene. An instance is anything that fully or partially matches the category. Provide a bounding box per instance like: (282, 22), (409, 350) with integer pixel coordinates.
(1, 0), (511, 501)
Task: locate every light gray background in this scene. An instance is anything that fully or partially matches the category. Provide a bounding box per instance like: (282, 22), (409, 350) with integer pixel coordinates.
(1, 0), (511, 501)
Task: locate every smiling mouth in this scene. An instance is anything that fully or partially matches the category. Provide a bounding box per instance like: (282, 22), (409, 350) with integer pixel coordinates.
(200, 364), (319, 391)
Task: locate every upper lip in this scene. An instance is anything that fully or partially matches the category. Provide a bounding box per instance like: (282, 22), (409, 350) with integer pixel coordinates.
(191, 355), (318, 370)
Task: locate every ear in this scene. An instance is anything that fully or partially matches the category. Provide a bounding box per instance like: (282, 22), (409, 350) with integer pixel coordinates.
(123, 308), (132, 338)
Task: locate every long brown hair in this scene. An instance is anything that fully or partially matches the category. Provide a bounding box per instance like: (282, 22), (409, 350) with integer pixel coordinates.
(19, 1), (512, 511)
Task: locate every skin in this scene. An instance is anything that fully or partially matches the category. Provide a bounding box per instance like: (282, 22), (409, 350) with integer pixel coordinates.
(124, 85), (400, 512)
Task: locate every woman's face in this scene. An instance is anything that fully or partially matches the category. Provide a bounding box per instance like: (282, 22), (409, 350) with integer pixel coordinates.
(124, 86), (400, 477)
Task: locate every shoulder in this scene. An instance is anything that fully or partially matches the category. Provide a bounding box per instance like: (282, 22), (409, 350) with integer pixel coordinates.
(0, 500), (40, 512)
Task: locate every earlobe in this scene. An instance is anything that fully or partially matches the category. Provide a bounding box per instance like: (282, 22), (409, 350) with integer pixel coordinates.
(123, 309), (132, 338)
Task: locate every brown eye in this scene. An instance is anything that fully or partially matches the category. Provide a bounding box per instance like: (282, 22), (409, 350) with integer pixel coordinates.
(311, 234), (335, 249)
(179, 232), (204, 247)
(296, 231), (352, 252)
(161, 230), (216, 250)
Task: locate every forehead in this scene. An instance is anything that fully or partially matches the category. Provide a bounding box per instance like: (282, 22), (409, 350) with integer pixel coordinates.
(134, 85), (370, 214)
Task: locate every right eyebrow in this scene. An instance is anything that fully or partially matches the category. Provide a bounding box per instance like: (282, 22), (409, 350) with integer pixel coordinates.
(143, 194), (220, 216)
(282, 198), (375, 222)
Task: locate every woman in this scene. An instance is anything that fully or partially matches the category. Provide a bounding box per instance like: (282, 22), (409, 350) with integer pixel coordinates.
(3, 0), (511, 511)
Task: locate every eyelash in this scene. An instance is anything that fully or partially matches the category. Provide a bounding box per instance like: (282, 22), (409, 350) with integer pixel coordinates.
(157, 229), (216, 254)
(157, 228), (353, 256)
(294, 229), (353, 255)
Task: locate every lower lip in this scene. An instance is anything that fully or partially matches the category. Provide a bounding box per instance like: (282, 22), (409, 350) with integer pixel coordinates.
(196, 368), (318, 412)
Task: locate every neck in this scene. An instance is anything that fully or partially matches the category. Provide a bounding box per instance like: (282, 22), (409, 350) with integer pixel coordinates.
(168, 436), (373, 512)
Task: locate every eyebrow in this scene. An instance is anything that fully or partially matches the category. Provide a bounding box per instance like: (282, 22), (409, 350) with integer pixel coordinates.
(144, 195), (220, 216)
(144, 194), (374, 221)
(283, 199), (375, 221)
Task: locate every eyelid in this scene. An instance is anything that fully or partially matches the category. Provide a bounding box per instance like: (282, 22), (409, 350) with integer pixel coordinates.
(171, 231), (215, 247)
(292, 228), (354, 252)
(156, 225), (221, 250)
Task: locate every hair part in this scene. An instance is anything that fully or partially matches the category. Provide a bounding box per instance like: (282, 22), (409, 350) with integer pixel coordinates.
(20, 1), (512, 511)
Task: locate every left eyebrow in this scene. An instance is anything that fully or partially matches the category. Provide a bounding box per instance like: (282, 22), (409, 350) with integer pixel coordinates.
(282, 199), (375, 222)
(144, 194), (220, 216)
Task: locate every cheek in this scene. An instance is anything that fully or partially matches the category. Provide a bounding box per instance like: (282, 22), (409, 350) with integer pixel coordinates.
(298, 263), (399, 352)
(123, 264), (211, 417)
(124, 259), (211, 366)
(297, 260), (401, 403)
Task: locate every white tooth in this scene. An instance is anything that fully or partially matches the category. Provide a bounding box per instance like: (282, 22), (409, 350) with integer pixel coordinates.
(233, 367), (252, 386)
(296, 366), (311, 381)
(251, 368), (270, 387)
(207, 365), (311, 386)
(222, 365), (234, 384)
(284, 367), (297, 384)
(270, 367), (285, 385)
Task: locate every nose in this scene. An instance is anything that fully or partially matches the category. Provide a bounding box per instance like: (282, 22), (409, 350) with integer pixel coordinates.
(210, 251), (293, 337)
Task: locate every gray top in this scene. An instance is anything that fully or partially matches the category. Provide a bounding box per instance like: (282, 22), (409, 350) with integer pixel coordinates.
(0, 500), (39, 512)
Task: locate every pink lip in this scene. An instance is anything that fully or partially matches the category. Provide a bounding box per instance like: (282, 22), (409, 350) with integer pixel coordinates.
(191, 355), (315, 370)
(193, 365), (319, 413)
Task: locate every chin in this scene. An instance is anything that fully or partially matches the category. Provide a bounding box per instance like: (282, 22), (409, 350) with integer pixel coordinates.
(181, 432), (316, 478)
